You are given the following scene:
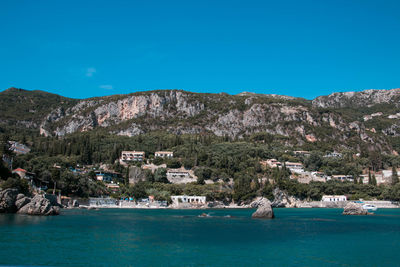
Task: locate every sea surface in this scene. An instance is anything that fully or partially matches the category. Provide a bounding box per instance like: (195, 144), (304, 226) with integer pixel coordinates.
(0, 208), (399, 267)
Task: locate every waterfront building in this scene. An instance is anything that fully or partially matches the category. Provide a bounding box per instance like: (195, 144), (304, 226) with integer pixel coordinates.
(171, 195), (206, 205)
(322, 195), (347, 202)
(120, 151), (145, 162)
(155, 151), (173, 158)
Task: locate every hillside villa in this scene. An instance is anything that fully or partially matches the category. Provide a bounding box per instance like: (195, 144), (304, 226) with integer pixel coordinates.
(330, 175), (354, 182)
(260, 159), (282, 168)
(294, 150), (311, 157)
(95, 170), (122, 183)
(155, 151), (173, 158)
(9, 141), (31, 154)
(120, 151), (145, 162)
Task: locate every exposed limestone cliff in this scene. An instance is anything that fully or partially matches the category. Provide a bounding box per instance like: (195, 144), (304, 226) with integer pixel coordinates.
(2, 87), (400, 152)
(313, 88), (400, 108)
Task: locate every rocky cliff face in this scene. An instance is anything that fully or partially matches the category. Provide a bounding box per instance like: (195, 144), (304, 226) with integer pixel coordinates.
(312, 88), (400, 108)
(2, 87), (400, 152)
(38, 90), (341, 142)
(40, 90), (205, 136)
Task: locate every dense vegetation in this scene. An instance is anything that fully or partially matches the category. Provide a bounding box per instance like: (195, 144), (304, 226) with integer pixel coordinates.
(1, 128), (400, 203)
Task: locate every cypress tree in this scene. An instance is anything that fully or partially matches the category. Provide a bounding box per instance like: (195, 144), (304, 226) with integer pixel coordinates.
(372, 174), (377, 186)
(392, 166), (399, 185)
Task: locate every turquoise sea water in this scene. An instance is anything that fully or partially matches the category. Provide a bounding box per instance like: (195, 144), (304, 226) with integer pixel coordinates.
(0, 208), (399, 267)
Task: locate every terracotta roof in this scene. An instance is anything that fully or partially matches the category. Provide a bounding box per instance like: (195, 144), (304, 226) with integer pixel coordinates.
(12, 168), (27, 172)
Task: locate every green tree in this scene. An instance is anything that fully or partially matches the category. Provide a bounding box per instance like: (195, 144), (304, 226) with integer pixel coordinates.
(166, 158), (181, 168)
(154, 168), (168, 183)
(183, 158), (194, 169)
(153, 157), (164, 166)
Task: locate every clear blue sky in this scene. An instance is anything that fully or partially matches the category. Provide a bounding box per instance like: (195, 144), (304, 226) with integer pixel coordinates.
(1, 0), (399, 99)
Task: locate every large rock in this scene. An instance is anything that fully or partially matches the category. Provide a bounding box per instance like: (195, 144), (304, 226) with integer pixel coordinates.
(270, 188), (302, 208)
(271, 188), (290, 207)
(251, 198), (275, 219)
(18, 194), (60, 216)
(0, 188), (19, 213)
(15, 196), (31, 210)
(342, 202), (369, 215)
(16, 194), (25, 201)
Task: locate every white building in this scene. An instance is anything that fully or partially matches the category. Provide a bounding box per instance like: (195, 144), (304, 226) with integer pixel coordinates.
(285, 162), (304, 170)
(331, 175), (354, 182)
(155, 151), (173, 158)
(322, 195), (347, 202)
(261, 159), (282, 168)
(171, 195), (206, 205)
(324, 152), (343, 158)
(285, 162), (305, 174)
(167, 169), (190, 179)
(120, 151), (145, 162)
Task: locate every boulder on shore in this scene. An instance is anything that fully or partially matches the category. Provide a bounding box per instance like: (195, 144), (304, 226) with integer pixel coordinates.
(342, 202), (369, 215)
(251, 198), (275, 219)
(0, 188), (19, 213)
(18, 194), (60, 216)
(0, 188), (61, 216)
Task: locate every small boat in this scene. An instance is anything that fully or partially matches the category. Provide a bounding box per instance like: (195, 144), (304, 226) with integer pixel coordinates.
(362, 204), (378, 211)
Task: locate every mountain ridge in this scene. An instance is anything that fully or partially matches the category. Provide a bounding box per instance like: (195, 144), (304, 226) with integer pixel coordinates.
(1, 86), (400, 153)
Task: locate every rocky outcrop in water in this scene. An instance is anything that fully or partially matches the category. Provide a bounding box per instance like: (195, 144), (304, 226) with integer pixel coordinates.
(251, 198), (274, 219)
(18, 194), (60, 215)
(342, 202), (369, 215)
(0, 188), (60, 216)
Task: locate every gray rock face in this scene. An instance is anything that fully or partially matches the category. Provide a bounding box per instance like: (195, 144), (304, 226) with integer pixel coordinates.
(251, 198), (275, 219)
(16, 193), (25, 201)
(15, 196), (31, 210)
(342, 202), (369, 215)
(0, 188), (18, 213)
(312, 88), (400, 108)
(271, 188), (290, 208)
(18, 194), (60, 216)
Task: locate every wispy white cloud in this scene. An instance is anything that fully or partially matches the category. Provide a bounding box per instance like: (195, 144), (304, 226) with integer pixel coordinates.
(86, 67), (96, 77)
(99, 84), (113, 90)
